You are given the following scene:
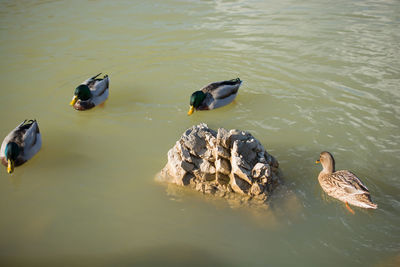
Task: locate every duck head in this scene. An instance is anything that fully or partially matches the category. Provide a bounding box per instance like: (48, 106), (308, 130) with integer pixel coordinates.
(188, 91), (206, 115)
(5, 142), (20, 174)
(316, 151), (335, 173)
(70, 84), (92, 106)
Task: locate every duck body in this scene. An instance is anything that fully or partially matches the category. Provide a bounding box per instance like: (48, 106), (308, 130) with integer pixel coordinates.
(70, 73), (109, 111)
(188, 78), (242, 115)
(0, 120), (42, 173)
(317, 151), (377, 210)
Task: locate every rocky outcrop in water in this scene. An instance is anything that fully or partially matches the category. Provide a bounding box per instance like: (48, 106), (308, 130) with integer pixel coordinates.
(159, 123), (280, 203)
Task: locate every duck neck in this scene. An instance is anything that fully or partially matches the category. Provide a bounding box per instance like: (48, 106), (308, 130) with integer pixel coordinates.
(322, 158), (335, 174)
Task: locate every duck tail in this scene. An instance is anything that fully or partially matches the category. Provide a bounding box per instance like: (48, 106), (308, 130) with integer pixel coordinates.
(15, 119), (37, 133)
(21, 119), (34, 128)
(226, 78), (242, 85)
(91, 73), (102, 80)
(33, 119), (40, 133)
(359, 198), (378, 209)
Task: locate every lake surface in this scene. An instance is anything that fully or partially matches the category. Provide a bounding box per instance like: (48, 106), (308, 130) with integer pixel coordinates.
(0, 0), (399, 266)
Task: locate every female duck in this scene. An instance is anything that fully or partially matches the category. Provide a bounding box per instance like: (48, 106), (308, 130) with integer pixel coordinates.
(316, 151), (377, 213)
(188, 78), (242, 115)
(1, 120), (42, 174)
(70, 73), (110, 110)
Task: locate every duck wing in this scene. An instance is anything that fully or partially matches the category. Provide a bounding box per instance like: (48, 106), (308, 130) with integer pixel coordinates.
(332, 170), (377, 209)
(201, 78), (242, 99)
(4, 120), (31, 145)
(80, 73), (109, 97)
(82, 73), (101, 88)
(22, 120), (40, 150)
(91, 75), (109, 97)
(332, 170), (370, 195)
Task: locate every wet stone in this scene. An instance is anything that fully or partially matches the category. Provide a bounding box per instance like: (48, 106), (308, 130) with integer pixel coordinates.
(158, 124), (280, 206)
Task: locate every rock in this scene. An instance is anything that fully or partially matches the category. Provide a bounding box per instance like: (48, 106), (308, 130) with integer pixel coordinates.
(195, 183), (203, 192)
(216, 173), (230, 185)
(158, 124), (280, 206)
(179, 142), (192, 163)
(250, 182), (264, 196)
(217, 128), (231, 148)
(165, 148), (185, 183)
(193, 169), (215, 182)
(257, 153), (266, 163)
(182, 124), (210, 156)
(181, 160), (195, 172)
(215, 158), (231, 175)
(199, 159), (215, 175)
(201, 148), (214, 162)
(251, 163), (271, 180)
(246, 138), (258, 151)
(231, 153), (252, 185)
(216, 145), (230, 159)
(231, 174), (251, 194)
(229, 129), (252, 142)
(191, 156), (203, 168)
(204, 183), (217, 194)
(182, 173), (195, 186)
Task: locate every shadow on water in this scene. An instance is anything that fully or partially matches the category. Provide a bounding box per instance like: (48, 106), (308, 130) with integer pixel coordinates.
(158, 175), (305, 231)
(1, 244), (236, 267)
(41, 131), (90, 171)
(8, 128), (95, 188)
(2, 128), (91, 188)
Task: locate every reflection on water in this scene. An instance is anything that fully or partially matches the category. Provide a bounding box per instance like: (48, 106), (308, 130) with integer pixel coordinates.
(0, 0), (399, 266)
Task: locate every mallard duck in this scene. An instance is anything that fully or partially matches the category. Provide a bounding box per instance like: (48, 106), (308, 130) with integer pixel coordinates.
(70, 73), (109, 110)
(0, 120), (42, 174)
(316, 151), (377, 213)
(187, 78), (242, 115)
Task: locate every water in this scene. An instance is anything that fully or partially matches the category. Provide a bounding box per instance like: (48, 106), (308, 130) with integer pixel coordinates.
(0, 0), (399, 266)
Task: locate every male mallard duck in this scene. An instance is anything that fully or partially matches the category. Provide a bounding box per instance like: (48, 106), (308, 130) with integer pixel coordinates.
(316, 151), (377, 213)
(70, 73), (109, 110)
(187, 78), (242, 115)
(0, 120), (42, 174)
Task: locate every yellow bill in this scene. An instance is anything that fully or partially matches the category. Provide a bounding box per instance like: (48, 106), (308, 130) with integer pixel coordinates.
(7, 159), (14, 174)
(187, 106), (194, 115)
(70, 95), (78, 106)
(315, 160), (320, 164)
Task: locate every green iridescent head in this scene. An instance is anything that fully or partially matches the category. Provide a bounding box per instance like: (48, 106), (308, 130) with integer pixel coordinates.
(5, 142), (20, 174)
(5, 142), (19, 160)
(188, 91), (206, 115)
(190, 91), (206, 108)
(74, 85), (91, 101)
(70, 84), (92, 106)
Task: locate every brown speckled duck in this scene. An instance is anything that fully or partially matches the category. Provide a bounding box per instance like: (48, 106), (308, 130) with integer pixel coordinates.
(316, 151), (377, 214)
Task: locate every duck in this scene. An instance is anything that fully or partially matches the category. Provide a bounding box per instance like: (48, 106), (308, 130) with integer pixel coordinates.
(187, 78), (242, 115)
(70, 73), (110, 110)
(0, 120), (42, 174)
(316, 151), (377, 214)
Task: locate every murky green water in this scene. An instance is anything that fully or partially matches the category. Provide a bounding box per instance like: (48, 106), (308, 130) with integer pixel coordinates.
(0, 0), (399, 266)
